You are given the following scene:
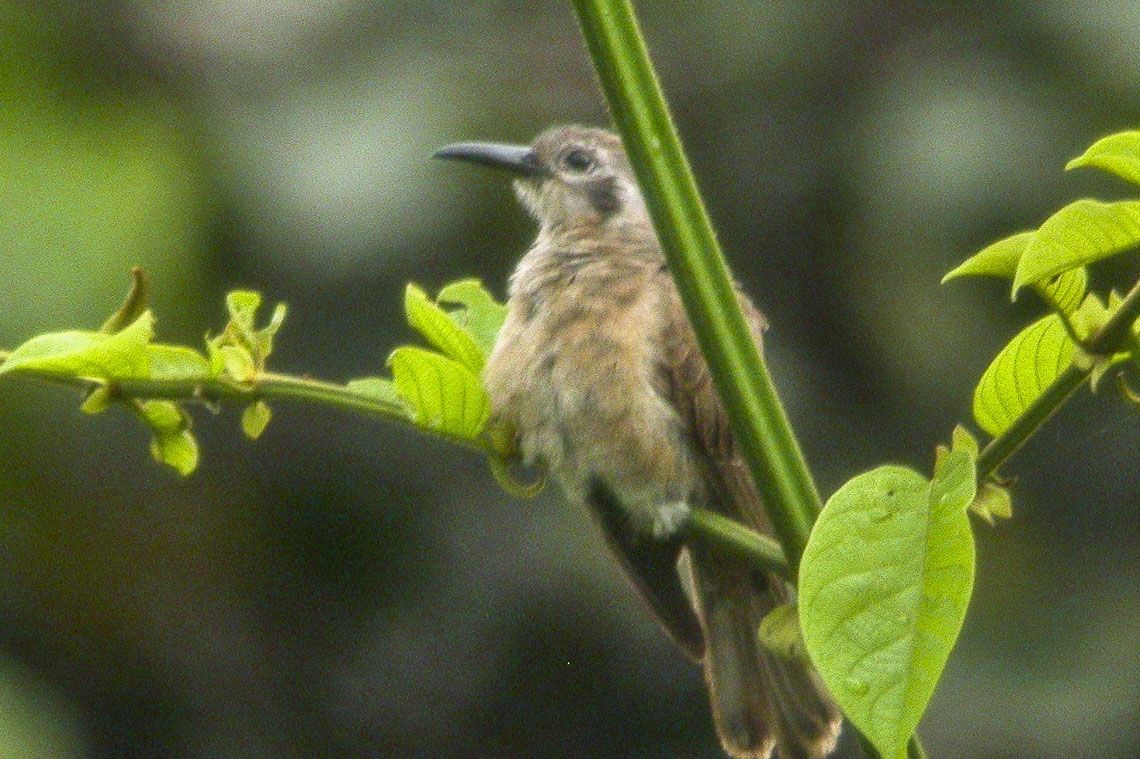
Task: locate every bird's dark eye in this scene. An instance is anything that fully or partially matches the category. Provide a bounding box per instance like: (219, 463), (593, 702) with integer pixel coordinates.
(561, 148), (595, 173)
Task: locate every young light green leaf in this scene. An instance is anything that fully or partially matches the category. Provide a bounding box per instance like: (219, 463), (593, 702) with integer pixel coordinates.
(942, 231), (1033, 282)
(217, 345), (257, 382)
(943, 231), (1086, 314)
(136, 400), (198, 476)
(149, 428), (199, 475)
(799, 462), (975, 759)
(0, 311), (154, 380)
(137, 398), (187, 433)
(214, 290), (287, 370)
(971, 482), (1013, 524)
(100, 268), (151, 335)
(405, 283), (485, 371)
(1066, 131), (1140, 185)
(80, 385), (115, 415)
(437, 278), (509, 356)
(973, 314), (1077, 436)
(146, 345), (211, 380)
(241, 400), (272, 440)
(225, 290), (262, 338)
(250, 303), (287, 363)
(931, 448), (977, 511)
(757, 603), (807, 661)
(388, 346), (490, 440)
(1013, 200), (1140, 296)
(950, 425), (978, 457)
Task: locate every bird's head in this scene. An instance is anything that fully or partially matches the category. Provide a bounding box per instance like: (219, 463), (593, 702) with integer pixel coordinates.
(434, 125), (649, 233)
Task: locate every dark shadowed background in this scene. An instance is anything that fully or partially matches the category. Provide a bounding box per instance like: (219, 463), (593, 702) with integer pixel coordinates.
(0, 2), (1137, 757)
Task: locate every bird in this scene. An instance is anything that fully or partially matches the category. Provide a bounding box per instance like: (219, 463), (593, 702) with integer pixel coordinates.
(434, 125), (841, 759)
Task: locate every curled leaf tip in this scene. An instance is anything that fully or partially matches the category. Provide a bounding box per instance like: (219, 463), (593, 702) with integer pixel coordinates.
(489, 455), (546, 498)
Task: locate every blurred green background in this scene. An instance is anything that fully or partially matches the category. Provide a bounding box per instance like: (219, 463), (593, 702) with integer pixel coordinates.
(0, 1), (1137, 757)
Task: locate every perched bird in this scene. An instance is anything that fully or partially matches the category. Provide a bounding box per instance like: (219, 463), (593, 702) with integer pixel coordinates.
(435, 126), (841, 759)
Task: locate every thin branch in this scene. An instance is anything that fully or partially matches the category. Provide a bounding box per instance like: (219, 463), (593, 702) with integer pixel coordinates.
(684, 508), (790, 579)
(2, 365), (497, 456)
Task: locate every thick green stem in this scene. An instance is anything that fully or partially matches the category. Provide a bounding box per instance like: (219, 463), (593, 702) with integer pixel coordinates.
(570, 0), (821, 569)
(977, 278), (1140, 477)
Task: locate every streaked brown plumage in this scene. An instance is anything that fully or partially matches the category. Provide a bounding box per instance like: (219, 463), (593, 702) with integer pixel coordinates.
(436, 125), (841, 759)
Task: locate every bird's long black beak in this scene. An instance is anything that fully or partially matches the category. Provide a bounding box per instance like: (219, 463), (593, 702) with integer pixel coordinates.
(433, 141), (544, 176)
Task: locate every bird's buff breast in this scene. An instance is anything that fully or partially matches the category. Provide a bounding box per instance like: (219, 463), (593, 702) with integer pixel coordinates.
(483, 264), (698, 515)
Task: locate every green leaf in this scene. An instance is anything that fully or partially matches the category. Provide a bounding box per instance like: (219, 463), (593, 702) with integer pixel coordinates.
(757, 603), (807, 661)
(950, 425), (978, 457)
(1012, 200), (1140, 296)
(146, 344), (211, 380)
(799, 462), (975, 759)
(214, 290), (287, 369)
(388, 346), (490, 440)
(241, 400), (271, 440)
(80, 385), (115, 415)
(436, 278), (508, 356)
(137, 398), (187, 433)
(971, 482), (1013, 524)
(252, 303), (287, 363)
(943, 231), (1033, 282)
(149, 429), (198, 476)
(217, 345), (257, 382)
(405, 283), (485, 371)
(0, 311), (154, 380)
(973, 314), (1078, 436)
(943, 231), (1086, 314)
(931, 448), (977, 512)
(345, 377), (407, 409)
(100, 268), (151, 334)
(136, 400), (198, 476)
(1066, 131), (1140, 185)
(225, 290), (262, 339)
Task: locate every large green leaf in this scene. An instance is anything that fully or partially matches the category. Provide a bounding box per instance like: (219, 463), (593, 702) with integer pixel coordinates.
(799, 457), (976, 759)
(388, 346), (490, 441)
(1012, 200), (1140, 295)
(405, 283), (485, 371)
(0, 312), (212, 384)
(436, 278), (508, 356)
(943, 231), (1086, 314)
(973, 314), (1077, 436)
(1066, 131), (1140, 185)
(0, 311), (155, 380)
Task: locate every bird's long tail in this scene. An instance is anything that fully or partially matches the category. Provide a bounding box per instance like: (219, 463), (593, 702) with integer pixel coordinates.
(685, 547), (842, 759)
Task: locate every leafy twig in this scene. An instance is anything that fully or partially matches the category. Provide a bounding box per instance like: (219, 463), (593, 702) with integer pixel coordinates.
(976, 277), (1140, 477)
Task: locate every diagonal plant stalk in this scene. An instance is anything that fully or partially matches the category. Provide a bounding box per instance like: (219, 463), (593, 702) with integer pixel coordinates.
(569, 0), (820, 570)
(569, 3), (933, 757)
